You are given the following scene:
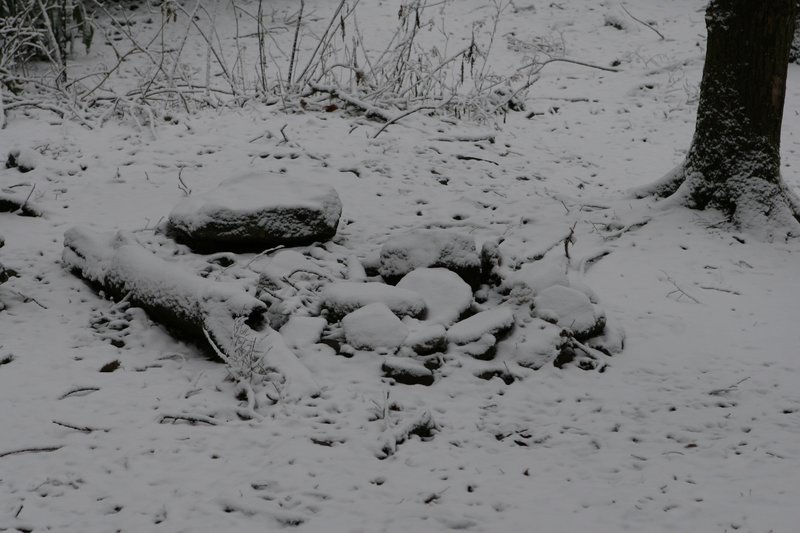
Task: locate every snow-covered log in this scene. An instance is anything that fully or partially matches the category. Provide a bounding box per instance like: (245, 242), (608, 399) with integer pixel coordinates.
(62, 227), (319, 400)
(63, 227), (266, 350)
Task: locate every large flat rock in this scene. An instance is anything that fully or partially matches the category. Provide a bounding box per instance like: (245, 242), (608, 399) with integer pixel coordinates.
(168, 171), (342, 252)
(378, 229), (480, 287)
(320, 282), (427, 321)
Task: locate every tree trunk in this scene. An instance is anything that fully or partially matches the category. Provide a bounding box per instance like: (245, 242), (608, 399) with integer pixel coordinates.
(638, 0), (800, 237)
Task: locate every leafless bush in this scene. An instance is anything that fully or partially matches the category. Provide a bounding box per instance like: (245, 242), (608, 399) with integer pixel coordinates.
(2, 0), (608, 129)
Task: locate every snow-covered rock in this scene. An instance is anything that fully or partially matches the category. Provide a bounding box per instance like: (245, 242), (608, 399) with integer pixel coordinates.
(457, 333), (498, 360)
(0, 262), (15, 284)
(480, 239), (505, 285)
(379, 229), (481, 287)
(382, 356), (434, 386)
(168, 171), (342, 252)
(280, 316), (328, 348)
(447, 307), (515, 345)
(396, 268), (472, 326)
(510, 319), (566, 369)
(5, 148), (38, 173)
(342, 303), (408, 350)
(534, 285), (606, 340)
(506, 255), (569, 297)
(320, 282), (426, 320)
(587, 317), (625, 355)
(405, 323), (448, 355)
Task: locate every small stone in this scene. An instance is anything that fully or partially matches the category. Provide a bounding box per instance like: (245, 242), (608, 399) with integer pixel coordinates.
(447, 307), (515, 345)
(382, 356), (434, 386)
(379, 229), (481, 287)
(320, 282), (426, 321)
(534, 285), (605, 340)
(457, 333), (497, 360)
(587, 318), (625, 355)
(342, 303), (408, 350)
(405, 324), (448, 355)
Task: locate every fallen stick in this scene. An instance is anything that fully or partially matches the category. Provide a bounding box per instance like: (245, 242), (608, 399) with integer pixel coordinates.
(0, 446), (61, 459)
(310, 83), (393, 122)
(58, 386), (100, 400)
(52, 420), (109, 433)
(159, 414), (220, 426)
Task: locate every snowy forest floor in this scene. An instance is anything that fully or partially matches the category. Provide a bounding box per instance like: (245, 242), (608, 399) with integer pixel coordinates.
(2, 0), (800, 531)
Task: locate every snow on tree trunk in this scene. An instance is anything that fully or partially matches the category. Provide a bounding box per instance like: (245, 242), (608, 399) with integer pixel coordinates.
(637, 0), (800, 238)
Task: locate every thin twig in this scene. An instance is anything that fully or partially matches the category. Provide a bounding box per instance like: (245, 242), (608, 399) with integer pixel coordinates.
(619, 3), (665, 40)
(295, 0), (349, 85)
(0, 446), (61, 458)
(9, 290), (47, 309)
(310, 83), (393, 121)
(159, 414), (219, 426)
(202, 328), (263, 421)
(579, 249), (612, 274)
(708, 377), (750, 396)
(287, 0), (305, 86)
(373, 105), (438, 138)
(564, 221), (578, 262)
(699, 286), (741, 296)
(518, 57), (620, 74)
(59, 386), (100, 400)
(53, 420), (109, 433)
(433, 132), (496, 143)
(661, 271), (701, 304)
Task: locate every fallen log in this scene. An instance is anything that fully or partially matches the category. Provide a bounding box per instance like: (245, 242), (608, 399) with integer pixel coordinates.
(62, 227), (319, 401)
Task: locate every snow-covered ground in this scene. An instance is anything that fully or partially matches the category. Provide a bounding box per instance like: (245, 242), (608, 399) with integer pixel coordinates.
(2, 1), (800, 531)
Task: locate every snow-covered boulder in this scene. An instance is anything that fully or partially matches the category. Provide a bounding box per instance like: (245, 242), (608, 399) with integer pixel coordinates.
(382, 356), (434, 386)
(379, 229), (481, 287)
(396, 268), (472, 326)
(168, 171), (342, 252)
(405, 323), (448, 355)
(510, 319), (567, 369)
(342, 303), (408, 350)
(506, 256), (569, 297)
(320, 282), (426, 320)
(533, 285), (605, 340)
(447, 307), (515, 345)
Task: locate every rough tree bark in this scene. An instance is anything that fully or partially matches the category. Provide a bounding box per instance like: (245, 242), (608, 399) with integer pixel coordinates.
(636, 0), (800, 238)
